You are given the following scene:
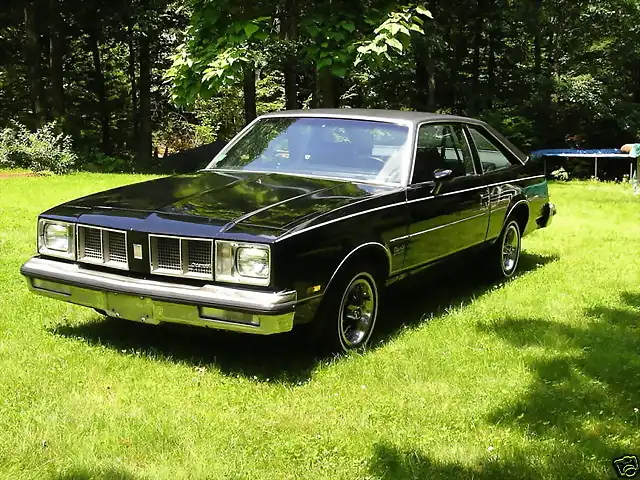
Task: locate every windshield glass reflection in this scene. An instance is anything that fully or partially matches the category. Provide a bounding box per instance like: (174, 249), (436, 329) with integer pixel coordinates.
(206, 117), (411, 185)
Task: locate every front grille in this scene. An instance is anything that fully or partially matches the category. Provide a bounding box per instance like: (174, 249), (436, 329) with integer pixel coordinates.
(149, 235), (213, 279)
(77, 225), (128, 270)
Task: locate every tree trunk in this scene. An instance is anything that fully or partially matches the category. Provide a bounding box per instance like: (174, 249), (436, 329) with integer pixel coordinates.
(412, 33), (428, 111)
(128, 30), (139, 139)
(427, 47), (436, 111)
(487, 31), (496, 110)
(633, 60), (640, 104)
(88, 27), (111, 155)
(317, 67), (335, 108)
(137, 31), (152, 163)
(49, 0), (65, 122)
(24, 0), (46, 128)
(534, 0), (542, 75)
(282, 0), (298, 110)
(469, 0), (485, 115)
(243, 66), (257, 124)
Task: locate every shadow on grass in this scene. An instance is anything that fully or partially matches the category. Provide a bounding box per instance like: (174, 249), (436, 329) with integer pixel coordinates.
(50, 251), (558, 385)
(51, 467), (136, 480)
(373, 251), (559, 343)
(472, 291), (640, 479)
(366, 443), (604, 480)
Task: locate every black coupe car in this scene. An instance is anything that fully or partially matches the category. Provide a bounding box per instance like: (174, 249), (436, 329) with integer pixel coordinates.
(21, 109), (556, 352)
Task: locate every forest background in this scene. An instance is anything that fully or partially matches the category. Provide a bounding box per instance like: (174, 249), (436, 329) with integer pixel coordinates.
(2, 0), (639, 178)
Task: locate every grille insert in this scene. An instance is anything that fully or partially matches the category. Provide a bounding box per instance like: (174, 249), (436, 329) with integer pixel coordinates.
(149, 235), (213, 279)
(107, 231), (127, 263)
(77, 225), (128, 270)
(82, 227), (103, 261)
(156, 237), (181, 271)
(187, 240), (213, 276)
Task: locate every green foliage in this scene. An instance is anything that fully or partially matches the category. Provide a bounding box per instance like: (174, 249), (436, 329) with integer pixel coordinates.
(301, 14), (361, 77)
(5, 0), (640, 174)
(80, 150), (137, 174)
(355, 5), (432, 66)
(166, 5), (272, 105)
(553, 74), (608, 117)
(0, 122), (76, 174)
(479, 110), (539, 151)
(551, 167), (570, 181)
(169, 2), (433, 104)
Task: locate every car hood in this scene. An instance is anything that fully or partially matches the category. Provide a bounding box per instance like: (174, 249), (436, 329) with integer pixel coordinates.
(53, 170), (393, 239)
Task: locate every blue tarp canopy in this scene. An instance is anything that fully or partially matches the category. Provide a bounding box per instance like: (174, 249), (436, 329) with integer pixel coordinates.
(531, 148), (632, 158)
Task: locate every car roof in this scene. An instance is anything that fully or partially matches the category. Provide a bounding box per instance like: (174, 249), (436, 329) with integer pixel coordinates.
(260, 108), (486, 127)
(258, 108), (528, 163)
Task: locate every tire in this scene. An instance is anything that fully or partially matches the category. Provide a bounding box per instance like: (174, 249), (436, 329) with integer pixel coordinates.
(313, 265), (380, 354)
(491, 219), (522, 279)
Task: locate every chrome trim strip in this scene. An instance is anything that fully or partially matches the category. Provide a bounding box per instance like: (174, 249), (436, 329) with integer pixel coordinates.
(276, 201), (406, 242)
(407, 120), (484, 186)
(21, 257), (296, 313)
(280, 189), (405, 231)
(204, 117), (262, 170)
(504, 199), (529, 221)
(275, 175), (545, 242)
(220, 186), (336, 233)
(209, 170), (401, 188)
(76, 224), (129, 271)
(390, 212), (489, 242)
(259, 111), (416, 127)
(324, 242), (392, 294)
(465, 125), (526, 171)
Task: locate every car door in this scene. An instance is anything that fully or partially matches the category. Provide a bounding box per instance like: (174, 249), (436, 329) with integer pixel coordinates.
(403, 123), (490, 269)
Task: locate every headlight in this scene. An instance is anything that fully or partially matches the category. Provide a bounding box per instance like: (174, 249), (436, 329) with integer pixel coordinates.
(215, 241), (270, 286)
(44, 224), (69, 251)
(38, 219), (75, 260)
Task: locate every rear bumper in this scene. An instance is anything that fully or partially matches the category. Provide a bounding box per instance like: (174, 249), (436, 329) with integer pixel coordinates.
(21, 257), (296, 335)
(538, 202), (557, 228)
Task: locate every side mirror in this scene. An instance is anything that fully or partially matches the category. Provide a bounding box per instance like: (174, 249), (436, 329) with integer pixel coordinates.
(433, 169), (453, 182)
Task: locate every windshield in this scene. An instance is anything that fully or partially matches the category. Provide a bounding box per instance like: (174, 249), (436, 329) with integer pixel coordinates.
(206, 117), (411, 185)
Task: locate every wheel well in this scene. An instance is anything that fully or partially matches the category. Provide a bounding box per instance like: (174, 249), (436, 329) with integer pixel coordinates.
(328, 244), (391, 290)
(509, 203), (529, 234)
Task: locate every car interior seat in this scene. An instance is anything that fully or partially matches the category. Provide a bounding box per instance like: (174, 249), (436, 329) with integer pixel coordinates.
(413, 146), (445, 183)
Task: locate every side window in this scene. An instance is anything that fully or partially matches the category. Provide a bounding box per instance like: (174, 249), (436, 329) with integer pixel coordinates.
(412, 124), (475, 184)
(468, 127), (515, 173)
(441, 125), (475, 176)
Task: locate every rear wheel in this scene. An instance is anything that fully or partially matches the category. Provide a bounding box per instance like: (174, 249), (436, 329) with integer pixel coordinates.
(313, 266), (380, 354)
(491, 219), (522, 278)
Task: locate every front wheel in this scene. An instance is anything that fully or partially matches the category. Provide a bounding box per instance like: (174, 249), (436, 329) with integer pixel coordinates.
(491, 219), (522, 279)
(314, 267), (380, 354)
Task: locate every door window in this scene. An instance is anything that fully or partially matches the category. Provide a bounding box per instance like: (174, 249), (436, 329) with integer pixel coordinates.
(412, 124), (475, 184)
(468, 127), (516, 172)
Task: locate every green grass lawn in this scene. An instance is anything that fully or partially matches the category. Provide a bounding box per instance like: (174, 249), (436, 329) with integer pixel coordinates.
(1, 174), (639, 480)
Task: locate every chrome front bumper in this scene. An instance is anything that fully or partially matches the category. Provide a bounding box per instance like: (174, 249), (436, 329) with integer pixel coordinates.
(21, 257), (296, 335)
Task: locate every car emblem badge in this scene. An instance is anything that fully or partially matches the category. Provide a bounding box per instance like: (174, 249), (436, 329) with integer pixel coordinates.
(133, 244), (143, 259)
